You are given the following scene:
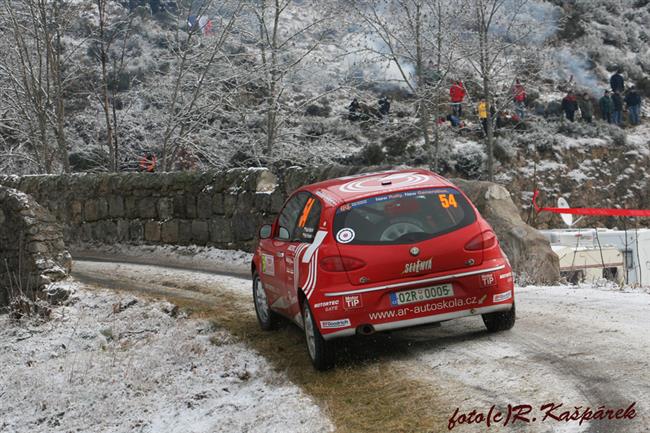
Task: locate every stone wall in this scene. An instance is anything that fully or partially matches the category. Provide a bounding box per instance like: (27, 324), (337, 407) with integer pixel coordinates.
(0, 166), (559, 283)
(0, 187), (71, 306)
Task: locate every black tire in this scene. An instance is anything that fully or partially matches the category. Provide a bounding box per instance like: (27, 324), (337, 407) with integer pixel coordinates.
(252, 272), (280, 331)
(482, 302), (516, 332)
(302, 301), (335, 371)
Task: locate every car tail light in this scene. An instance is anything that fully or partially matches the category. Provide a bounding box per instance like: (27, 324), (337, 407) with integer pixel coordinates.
(320, 256), (366, 272)
(465, 231), (497, 251)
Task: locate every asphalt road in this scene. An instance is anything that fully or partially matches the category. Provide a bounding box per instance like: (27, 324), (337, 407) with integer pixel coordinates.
(72, 257), (650, 433)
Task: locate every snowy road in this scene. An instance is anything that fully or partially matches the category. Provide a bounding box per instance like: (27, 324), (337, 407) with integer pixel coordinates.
(72, 258), (650, 433)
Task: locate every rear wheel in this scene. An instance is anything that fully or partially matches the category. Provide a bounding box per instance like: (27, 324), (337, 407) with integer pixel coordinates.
(302, 302), (335, 370)
(482, 303), (516, 332)
(252, 272), (280, 330)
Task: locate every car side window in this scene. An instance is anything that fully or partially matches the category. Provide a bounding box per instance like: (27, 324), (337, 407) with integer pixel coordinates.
(293, 196), (322, 243)
(277, 192), (309, 241)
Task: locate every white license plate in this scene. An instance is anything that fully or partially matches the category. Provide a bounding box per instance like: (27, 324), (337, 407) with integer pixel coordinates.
(389, 283), (454, 306)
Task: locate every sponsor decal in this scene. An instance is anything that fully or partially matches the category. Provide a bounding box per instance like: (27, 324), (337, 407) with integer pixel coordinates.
(314, 300), (340, 309)
(481, 273), (495, 287)
(343, 295), (363, 310)
(336, 228), (355, 244)
(261, 254), (275, 276)
(402, 258), (432, 274)
(370, 296), (480, 320)
(499, 272), (513, 280)
(320, 319), (351, 329)
(293, 244), (310, 292)
(314, 189), (339, 206)
(493, 290), (512, 303)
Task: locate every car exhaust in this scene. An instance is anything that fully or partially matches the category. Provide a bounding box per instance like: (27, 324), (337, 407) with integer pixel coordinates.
(357, 324), (375, 336)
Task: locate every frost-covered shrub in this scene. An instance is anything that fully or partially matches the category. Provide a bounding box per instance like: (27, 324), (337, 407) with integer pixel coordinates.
(304, 103), (331, 117)
(494, 138), (517, 162)
(557, 121), (599, 137)
(382, 125), (419, 157)
(609, 127), (627, 147)
(452, 141), (486, 178)
(362, 143), (385, 165)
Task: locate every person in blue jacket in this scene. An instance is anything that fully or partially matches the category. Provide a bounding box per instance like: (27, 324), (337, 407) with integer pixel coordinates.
(624, 87), (642, 126)
(610, 69), (625, 93)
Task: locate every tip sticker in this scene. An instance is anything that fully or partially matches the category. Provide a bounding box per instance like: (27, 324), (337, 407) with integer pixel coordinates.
(336, 228), (355, 244)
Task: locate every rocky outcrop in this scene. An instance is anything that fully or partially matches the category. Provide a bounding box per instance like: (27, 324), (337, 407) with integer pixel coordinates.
(0, 166), (559, 284)
(452, 179), (560, 284)
(0, 187), (72, 306)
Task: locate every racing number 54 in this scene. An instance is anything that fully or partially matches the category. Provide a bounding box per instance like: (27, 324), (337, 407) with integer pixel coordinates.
(438, 193), (458, 209)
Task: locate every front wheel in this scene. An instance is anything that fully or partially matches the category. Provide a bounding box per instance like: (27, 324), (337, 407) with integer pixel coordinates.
(482, 303), (516, 332)
(252, 272), (280, 331)
(302, 302), (335, 371)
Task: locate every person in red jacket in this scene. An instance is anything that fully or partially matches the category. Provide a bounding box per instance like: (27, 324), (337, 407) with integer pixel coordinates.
(512, 79), (527, 120)
(139, 152), (157, 172)
(449, 80), (466, 117)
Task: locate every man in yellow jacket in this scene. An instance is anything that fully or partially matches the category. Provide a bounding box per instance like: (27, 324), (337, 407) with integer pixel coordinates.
(477, 100), (489, 135)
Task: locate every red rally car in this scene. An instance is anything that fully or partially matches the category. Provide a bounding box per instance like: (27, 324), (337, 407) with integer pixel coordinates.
(252, 169), (515, 370)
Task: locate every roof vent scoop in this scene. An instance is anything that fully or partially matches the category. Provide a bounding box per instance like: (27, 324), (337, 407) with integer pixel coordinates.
(381, 180), (392, 186)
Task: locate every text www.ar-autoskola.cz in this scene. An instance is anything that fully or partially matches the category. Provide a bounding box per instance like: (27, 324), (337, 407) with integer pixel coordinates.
(447, 402), (637, 430)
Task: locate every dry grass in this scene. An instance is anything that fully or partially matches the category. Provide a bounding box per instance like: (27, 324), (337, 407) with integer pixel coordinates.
(76, 267), (450, 433)
(170, 287), (448, 433)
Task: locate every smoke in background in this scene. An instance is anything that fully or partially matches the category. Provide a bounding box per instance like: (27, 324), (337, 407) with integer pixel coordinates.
(554, 47), (602, 95)
(341, 32), (416, 90)
(488, 0), (561, 45)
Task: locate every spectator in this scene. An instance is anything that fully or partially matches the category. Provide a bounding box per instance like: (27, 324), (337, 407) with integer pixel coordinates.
(139, 152), (157, 172)
(561, 91), (578, 122)
(578, 92), (594, 123)
(512, 79), (527, 120)
(378, 96), (390, 117)
(477, 99), (489, 134)
(449, 80), (466, 117)
(348, 98), (360, 121)
(446, 114), (461, 127)
(624, 87), (642, 126)
(611, 91), (624, 125)
(610, 69), (625, 93)
(599, 90), (613, 123)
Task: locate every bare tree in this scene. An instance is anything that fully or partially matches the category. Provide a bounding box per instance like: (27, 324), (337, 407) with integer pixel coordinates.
(347, 0), (457, 167)
(91, 0), (136, 172)
(155, 0), (244, 171)
(0, 0), (83, 173)
(457, 0), (542, 180)
(248, 0), (331, 156)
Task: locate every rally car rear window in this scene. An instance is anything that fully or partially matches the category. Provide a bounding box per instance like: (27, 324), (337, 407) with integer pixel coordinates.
(333, 188), (476, 245)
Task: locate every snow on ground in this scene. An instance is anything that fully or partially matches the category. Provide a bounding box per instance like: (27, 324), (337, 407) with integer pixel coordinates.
(73, 243), (252, 275)
(0, 281), (332, 433)
(405, 283), (650, 433)
(65, 258), (650, 433)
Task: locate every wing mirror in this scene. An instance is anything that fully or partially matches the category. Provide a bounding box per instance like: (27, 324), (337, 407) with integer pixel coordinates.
(259, 224), (273, 239)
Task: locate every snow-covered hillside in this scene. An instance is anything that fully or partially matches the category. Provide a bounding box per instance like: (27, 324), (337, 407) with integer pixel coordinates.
(0, 0), (648, 221)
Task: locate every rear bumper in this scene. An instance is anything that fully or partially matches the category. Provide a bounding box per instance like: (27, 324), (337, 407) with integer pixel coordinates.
(322, 303), (512, 340)
(311, 260), (515, 340)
